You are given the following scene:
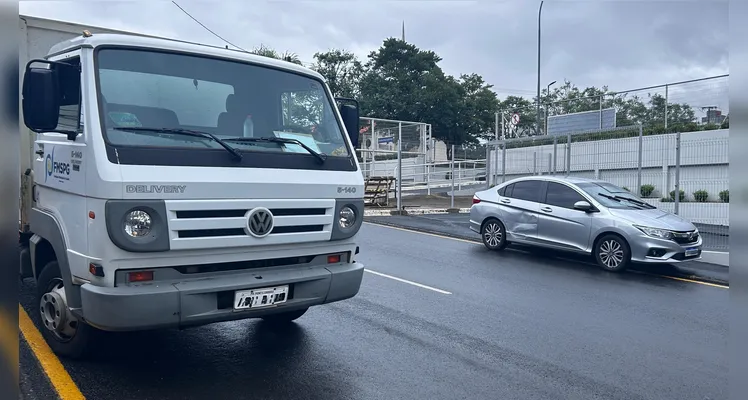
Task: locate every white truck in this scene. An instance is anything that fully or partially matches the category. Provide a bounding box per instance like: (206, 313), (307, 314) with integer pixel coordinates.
(18, 15), (366, 358)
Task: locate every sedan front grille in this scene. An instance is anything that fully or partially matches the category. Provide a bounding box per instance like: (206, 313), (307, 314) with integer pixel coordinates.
(672, 231), (699, 244)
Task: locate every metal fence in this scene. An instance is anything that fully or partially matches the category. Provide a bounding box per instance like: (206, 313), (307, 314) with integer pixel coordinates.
(497, 74), (729, 139)
(485, 125), (730, 250)
(357, 116), (487, 210)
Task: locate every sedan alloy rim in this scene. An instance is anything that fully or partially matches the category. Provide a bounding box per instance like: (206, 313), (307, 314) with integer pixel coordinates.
(484, 223), (502, 247)
(599, 239), (624, 268)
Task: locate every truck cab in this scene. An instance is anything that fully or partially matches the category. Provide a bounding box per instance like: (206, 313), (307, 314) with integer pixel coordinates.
(19, 32), (365, 358)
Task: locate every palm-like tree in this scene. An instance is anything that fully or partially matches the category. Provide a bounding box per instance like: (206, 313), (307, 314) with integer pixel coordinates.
(251, 44), (303, 66)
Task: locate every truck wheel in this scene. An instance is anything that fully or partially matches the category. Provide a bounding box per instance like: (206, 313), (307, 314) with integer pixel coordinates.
(36, 261), (98, 359)
(260, 308), (308, 325)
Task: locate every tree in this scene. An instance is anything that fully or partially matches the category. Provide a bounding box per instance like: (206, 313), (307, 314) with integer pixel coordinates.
(457, 73), (500, 142)
(359, 38), (475, 147)
(499, 95), (537, 137)
(250, 44), (303, 65)
(503, 79), (708, 137)
(311, 49), (364, 98)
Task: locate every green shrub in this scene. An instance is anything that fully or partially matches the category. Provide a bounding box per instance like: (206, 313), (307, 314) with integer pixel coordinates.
(693, 190), (708, 202)
(669, 189), (685, 202)
(719, 190), (729, 203)
(640, 184), (655, 198)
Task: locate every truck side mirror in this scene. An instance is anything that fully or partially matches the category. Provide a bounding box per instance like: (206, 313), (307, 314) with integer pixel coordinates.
(336, 97), (360, 148)
(22, 64), (61, 132)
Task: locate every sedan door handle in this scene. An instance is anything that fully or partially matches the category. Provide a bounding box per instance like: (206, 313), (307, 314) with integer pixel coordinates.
(500, 199), (511, 204)
(541, 206), (553, 213)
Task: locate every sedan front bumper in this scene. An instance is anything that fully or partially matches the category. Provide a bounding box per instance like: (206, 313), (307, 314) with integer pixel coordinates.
(629, 234), (703, 264)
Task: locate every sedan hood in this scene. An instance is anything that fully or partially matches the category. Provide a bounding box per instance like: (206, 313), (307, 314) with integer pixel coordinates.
(608, 208), (696, 231)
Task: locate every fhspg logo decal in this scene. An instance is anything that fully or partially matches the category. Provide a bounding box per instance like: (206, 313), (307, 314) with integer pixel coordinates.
(45, 147), (71, 183)
(45, 149), (53, 183)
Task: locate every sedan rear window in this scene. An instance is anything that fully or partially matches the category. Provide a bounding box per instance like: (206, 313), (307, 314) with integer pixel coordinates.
(508, 180), (542, 203)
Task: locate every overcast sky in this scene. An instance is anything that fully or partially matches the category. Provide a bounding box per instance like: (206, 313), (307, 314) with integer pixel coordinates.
(20, 0), (729, 116)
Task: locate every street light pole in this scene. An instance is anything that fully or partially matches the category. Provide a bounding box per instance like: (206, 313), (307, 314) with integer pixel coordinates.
(545, 80), (556, 135)
(536, 1), (544, 136)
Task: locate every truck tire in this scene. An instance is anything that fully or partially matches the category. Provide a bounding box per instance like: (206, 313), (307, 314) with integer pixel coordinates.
(36, 261), (98, 359)
(260, 308), (308, 325)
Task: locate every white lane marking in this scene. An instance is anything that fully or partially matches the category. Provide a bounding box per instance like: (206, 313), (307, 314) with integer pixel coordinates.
(364, 269), (452, 295)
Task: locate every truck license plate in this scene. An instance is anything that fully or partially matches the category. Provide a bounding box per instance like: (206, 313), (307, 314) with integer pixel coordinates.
(685, 247), (700, 257)
(234, 285), (289, 310)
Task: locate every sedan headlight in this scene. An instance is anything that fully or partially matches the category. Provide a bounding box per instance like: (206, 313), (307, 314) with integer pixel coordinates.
(124, 210), (153, 237)
(338, 206), (356, 229)
(634, 225), (674, 240)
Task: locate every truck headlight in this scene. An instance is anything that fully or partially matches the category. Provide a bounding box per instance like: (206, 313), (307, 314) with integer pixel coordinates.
(106, 200), (169, 252)
(124, 210), (152, 237)
(339, 206), (356, 229)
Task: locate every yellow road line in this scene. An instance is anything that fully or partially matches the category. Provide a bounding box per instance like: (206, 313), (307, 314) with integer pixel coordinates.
(629, 271), (729, 289)
(18, 304), (85, 400)
(364, 221), (729, 290)
(0, 308), (18, 384)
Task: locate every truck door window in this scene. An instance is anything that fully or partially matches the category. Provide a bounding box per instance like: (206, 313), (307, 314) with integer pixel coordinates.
(56, 56), (82, 133)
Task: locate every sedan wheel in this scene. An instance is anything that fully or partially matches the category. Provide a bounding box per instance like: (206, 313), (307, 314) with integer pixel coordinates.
(481, 219), (507, 251)
(594, 234), (630, 272)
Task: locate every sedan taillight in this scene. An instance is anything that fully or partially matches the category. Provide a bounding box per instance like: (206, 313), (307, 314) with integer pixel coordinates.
(472, 196), (481, 204)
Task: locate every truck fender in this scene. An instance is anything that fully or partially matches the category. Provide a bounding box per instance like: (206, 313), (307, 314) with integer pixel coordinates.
(29, 208), (81, 309)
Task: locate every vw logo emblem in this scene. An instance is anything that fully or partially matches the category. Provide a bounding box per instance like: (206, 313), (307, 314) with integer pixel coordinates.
(246, 207), (274, 238)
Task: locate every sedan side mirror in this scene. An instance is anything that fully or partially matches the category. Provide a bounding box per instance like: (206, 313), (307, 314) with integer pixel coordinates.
(573, 200), (594, 212)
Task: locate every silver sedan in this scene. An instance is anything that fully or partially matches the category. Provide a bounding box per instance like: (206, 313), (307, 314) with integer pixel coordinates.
(469, 176), (702, 272)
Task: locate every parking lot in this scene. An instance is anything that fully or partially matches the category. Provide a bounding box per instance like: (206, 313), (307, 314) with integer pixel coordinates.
(19, 222), (728, 400)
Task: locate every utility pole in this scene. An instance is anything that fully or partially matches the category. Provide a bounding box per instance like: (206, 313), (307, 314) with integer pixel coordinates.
(536, 1), (544, 136)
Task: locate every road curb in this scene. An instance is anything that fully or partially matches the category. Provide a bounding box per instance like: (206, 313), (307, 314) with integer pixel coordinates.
(700, 251), (729, 267)
(363, 218), (729, 286)
(364, 207), (471, 217)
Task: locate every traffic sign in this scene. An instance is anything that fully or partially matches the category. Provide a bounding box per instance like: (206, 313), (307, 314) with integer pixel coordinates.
(511, 113), (520, 125)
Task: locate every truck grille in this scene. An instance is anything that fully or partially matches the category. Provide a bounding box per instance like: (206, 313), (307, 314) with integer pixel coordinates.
(165, 199), (335, 250)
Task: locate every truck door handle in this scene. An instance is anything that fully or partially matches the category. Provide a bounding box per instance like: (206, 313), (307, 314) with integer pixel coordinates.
(35, 150), (44, 156)
(541, 207), (552, 213)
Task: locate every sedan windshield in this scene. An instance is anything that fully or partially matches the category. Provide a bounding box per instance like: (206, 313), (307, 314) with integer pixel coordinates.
(577, 182), (655, 210)
(95, 48), (352, 169)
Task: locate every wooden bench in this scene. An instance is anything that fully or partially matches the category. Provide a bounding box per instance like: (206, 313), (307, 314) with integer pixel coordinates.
(364, 176), (396, 207)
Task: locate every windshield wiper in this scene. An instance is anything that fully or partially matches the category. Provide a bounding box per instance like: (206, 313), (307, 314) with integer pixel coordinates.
(224, 137), (327, 164)
(597, 192), (654, 209)
(597, 193), (622, 202)
(612, 195), (656, 209)
(112, 127), (243, 161)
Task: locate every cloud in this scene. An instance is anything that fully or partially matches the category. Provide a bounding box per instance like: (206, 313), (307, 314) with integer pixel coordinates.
(19, 0), (728, 114)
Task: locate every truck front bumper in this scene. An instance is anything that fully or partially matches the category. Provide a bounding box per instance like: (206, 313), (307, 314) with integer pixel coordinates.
(78, 262), (364, 332)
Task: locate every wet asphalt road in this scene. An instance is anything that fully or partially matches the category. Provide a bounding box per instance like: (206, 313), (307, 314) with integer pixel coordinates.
(365, 213), (730, 284)
(19, 223), (728, 400)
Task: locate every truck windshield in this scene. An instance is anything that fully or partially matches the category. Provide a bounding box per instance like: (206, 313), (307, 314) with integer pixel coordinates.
(94, 47), (354, 170)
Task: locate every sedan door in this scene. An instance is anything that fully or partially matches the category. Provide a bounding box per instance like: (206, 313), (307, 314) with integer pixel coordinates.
(497, 179), (543, 242)
(535, 181), (594, 253)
